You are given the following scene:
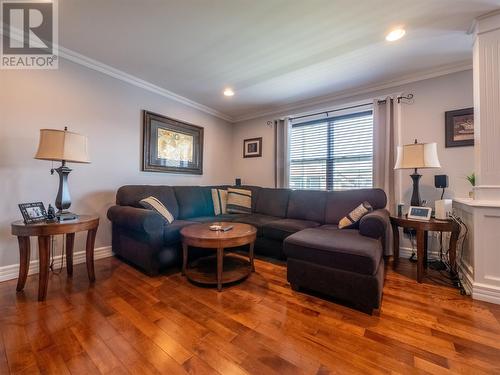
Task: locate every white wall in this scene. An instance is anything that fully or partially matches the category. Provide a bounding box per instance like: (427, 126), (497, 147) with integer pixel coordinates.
(0, 60), (233, 268)
(232, 70), (474, 203)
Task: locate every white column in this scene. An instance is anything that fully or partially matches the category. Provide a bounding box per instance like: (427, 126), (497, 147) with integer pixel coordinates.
(453, 10), (500, 305)
(473, 11), (500, 200)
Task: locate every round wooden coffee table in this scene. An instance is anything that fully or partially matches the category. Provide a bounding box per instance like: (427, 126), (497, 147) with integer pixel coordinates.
(180, 222), (257, 291)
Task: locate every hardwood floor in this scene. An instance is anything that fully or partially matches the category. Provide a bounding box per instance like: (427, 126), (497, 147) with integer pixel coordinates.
(1, 256), (500, 374)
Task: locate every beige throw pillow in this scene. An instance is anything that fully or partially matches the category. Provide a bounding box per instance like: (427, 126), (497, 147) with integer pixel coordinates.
(211, 188), (228, 215)
(226, 188), (252, 214)
(338, 201), (373, 229)
(139, 196), (175, 224)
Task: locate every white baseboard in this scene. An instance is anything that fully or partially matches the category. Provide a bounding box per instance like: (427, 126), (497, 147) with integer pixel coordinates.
(472, 282), (500, 304)
(399, 247), (500, 304)
(0, 246), (113, 283)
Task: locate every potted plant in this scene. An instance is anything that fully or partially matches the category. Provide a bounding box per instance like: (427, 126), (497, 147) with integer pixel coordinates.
(466, 172), (475, 198)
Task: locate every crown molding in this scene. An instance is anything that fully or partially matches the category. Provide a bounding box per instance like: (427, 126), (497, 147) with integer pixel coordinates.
(58, 47), (235, 122)
(233, 61), (473, 123)
(0, 23), (234, 121)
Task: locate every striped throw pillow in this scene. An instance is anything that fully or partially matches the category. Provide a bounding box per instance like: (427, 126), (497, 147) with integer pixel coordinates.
(226, 188), (252, 214)
(211, 188), (228, 216)
(338, 201), (373, 229)
(139, 196), (174, 224)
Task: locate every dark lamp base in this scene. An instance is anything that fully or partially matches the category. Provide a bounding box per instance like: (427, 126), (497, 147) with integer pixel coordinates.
(57, 211), (79, 221)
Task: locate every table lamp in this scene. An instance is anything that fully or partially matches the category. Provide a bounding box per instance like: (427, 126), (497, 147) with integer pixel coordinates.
(34, 127), (90, 221)
(394, 139), (440, 206)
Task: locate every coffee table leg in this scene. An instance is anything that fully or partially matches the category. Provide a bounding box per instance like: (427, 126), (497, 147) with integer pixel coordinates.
(182, 243), (188, 276)
(217, 248), (223, 292)
(16, 236), (31, 292)
(38, 236), (51, 301)
(249, 242), (255, 272)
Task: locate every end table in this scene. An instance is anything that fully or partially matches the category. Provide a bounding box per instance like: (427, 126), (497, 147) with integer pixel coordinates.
(390, 215), (460, 283)
(11, 215), (99, 301)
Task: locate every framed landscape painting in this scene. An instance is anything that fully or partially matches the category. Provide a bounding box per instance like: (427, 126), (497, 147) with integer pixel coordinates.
(445, 108), (474, 148)
(142, 110), (204, 174)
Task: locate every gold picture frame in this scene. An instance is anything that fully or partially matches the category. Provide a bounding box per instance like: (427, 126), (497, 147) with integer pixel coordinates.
(142, 110), (203, 174)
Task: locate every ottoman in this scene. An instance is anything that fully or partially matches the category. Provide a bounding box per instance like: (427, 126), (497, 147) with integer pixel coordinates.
(283, 226), (385, 313)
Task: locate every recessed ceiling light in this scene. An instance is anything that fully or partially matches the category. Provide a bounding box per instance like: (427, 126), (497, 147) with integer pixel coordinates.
(223, 88), (235, 97)
(386, 28), (406, 42)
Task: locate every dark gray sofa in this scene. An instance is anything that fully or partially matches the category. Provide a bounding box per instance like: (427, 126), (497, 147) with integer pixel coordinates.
(107, 185), (390, 312)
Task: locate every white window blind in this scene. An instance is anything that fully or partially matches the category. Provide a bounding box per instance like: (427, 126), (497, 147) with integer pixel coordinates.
(289, 110), (373, 190)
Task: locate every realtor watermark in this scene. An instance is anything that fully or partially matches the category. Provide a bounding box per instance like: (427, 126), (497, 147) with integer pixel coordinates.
(1, 0), (58, 69)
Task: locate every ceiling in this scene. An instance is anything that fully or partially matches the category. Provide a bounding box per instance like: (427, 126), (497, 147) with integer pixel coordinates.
(59, 0), (500, 121)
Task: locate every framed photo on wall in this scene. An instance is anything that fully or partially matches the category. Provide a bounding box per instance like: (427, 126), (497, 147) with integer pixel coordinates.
(445, 107), (474, 148)
(243, 137), (262, 158)
(142, 110), (204, 174)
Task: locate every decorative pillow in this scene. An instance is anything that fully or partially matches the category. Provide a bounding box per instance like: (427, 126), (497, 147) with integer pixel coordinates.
(338, 201), (373, 229)
(139, 196), (174, 224)
(226, 188), (252, 214)
(211, 188), (228, 216)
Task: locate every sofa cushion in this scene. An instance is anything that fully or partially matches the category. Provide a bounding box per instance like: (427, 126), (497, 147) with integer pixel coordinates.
(287, 190), (327, 223)
(234, 214), (281, 236)
(283, 227), (383, 275)
(263, 219), (320, 241)
(255, 188), (290, 217)
(325, 188), (387, 224)
(174, 186), (214, 219)
(117, 185), (179, 219)
(164, 220), (195, 245)
(188, 214), (247, 223)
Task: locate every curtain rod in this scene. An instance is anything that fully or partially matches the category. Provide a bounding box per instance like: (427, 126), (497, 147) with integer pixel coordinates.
(288, 93), (414, 122)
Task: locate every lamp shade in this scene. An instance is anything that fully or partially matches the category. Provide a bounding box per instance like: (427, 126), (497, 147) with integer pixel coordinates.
(34, 129), (90, 163)
(394, 142), (440, 169)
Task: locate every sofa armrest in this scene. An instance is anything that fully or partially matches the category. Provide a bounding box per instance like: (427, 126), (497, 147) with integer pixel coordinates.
(359, 209), (389, 239)
(107, 205), (164, 235)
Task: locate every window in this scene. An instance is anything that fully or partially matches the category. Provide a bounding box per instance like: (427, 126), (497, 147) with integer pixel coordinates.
(289, 110), (373, 190)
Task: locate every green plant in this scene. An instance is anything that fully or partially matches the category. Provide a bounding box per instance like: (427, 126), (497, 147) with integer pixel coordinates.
(466, 173), (476, 187)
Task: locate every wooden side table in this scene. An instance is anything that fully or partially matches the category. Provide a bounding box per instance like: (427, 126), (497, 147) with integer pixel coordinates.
(11, 215), (99, 301)
(390, 216), (460, 283)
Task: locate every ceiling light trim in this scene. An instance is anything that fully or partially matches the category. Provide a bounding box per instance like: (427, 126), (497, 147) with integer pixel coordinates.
(233, 61), (472, 123)
(58, 46), (235, 122)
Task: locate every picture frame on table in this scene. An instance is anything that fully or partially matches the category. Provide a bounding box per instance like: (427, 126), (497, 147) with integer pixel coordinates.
(18, 202), (47, 224)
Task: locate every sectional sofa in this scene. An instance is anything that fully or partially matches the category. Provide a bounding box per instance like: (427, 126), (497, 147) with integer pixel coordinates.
(107, 185), (390, 312)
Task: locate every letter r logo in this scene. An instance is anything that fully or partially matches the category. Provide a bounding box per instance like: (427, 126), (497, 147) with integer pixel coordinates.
(2, 1), (53, 54)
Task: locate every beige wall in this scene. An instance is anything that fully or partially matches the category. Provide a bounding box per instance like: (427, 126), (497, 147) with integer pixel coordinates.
(232, 70), (475, 204)
(0, 65), (474, 269)
(0, 60), (233, 267)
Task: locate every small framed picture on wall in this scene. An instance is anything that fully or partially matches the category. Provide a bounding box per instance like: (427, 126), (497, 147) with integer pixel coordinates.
(243, 137), (262, 158)
(445, 108), (474, 148)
